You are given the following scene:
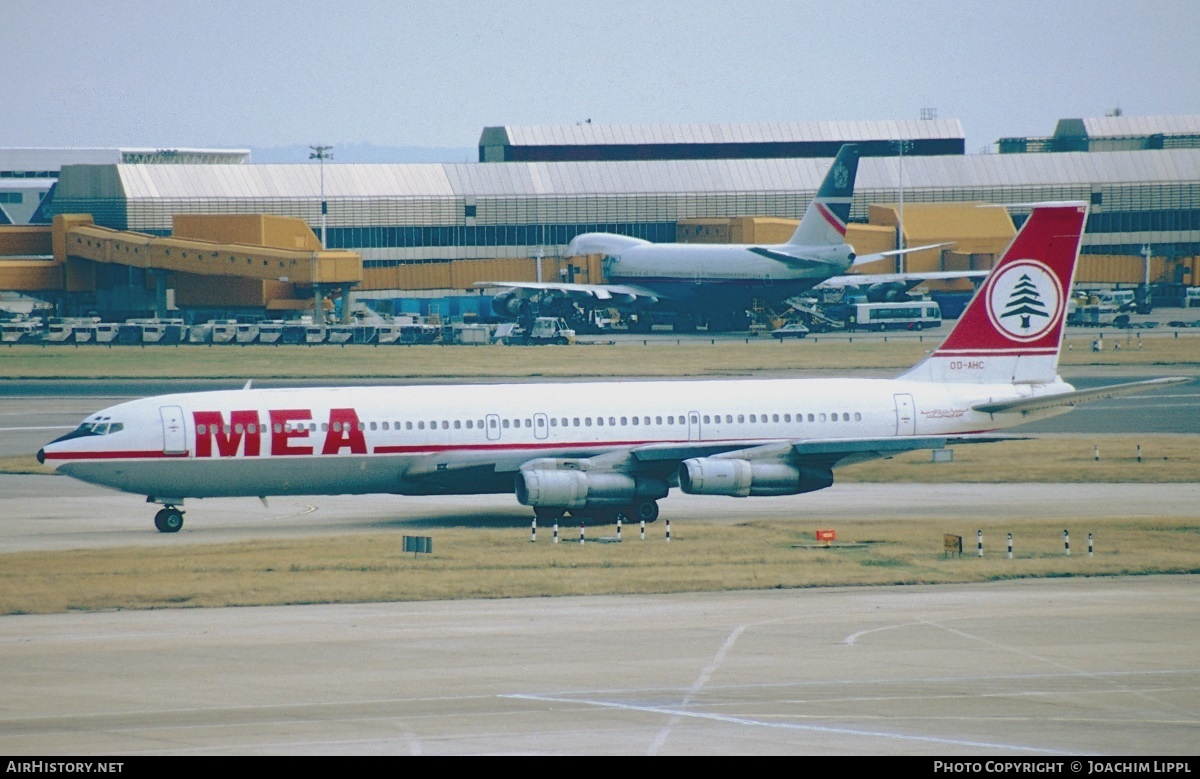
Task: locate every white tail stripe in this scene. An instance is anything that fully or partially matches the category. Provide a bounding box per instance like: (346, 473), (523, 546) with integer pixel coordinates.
(937, 348), (1060, 356)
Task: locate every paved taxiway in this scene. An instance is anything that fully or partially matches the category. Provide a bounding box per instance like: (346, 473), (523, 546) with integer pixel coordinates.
(2, 576), (1197, 755)
(2, 475), (1199, 552)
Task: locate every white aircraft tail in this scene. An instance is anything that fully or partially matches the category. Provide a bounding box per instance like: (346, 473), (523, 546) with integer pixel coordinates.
(787, 144), (860, 248)
(899, 202), (1088, 386)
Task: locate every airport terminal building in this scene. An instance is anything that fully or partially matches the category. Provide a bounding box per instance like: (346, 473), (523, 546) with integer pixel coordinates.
(7, 116), (1200, 318)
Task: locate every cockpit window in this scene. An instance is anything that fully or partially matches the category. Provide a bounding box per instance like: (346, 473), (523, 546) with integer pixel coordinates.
(85, 421), (123, 435)
(55, 419), (123, 442)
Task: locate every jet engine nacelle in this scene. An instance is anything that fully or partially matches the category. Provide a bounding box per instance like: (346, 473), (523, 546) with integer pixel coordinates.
(678, 458), (834, 497)
(492, 291), (523, 318)
(515, 469), (669, 509)
(866, 282), (908, 302)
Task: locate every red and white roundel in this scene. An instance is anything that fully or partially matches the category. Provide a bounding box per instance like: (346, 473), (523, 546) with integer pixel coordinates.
(985, 259), (1064, 342)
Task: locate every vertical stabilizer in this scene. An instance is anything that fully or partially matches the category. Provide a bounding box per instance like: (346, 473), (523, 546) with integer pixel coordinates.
(787, 144), (860, 247)
(899, 202), (1087, 385)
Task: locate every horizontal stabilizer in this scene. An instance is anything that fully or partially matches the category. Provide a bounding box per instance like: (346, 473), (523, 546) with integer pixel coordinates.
(851, 242), (956, 266)
(972, 377), (1191, 415)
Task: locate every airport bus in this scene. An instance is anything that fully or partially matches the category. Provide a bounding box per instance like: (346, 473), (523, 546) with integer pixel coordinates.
(846, 301), (942, 331)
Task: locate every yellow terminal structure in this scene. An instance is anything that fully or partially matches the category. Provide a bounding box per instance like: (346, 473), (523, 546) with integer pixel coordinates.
(1, 214), (361, 318)
(1, 206), (1194, 321)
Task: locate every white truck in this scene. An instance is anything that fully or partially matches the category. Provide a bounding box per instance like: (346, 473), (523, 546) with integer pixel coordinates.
(505, 316), (576, 345)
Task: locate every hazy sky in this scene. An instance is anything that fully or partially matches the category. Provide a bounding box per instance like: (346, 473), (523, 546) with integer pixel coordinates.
(4, 0), (1198, 157)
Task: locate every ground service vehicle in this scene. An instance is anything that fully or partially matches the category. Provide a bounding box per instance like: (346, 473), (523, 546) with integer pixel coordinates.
(506, 317), (576, 345)
(771, 323), (810, 339)
(847, 301), (942, 331)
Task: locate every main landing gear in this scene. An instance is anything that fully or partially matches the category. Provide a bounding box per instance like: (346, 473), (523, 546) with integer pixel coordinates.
(532, 500), (660, 525)
(153, 505), (185, 533)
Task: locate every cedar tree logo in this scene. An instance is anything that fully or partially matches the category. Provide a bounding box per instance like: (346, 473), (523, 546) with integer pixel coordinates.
(986, 260), (1063, 342)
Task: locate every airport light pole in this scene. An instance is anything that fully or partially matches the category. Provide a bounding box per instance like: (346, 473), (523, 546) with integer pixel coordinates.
(309, 145), (333, 248)
(895, 139), (911, 272)
(309, 145), (333, 323)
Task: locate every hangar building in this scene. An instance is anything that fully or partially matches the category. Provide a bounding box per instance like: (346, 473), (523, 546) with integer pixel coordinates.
(0, 147), (250, 225)
(478, 118), (965, 162)
(999, 114), (1200, 154)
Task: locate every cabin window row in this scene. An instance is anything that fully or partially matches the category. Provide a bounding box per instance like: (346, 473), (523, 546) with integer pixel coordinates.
(195, 411), (864, 437)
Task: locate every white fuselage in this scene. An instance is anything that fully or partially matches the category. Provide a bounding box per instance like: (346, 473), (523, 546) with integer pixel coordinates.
(43, 377), (1072, 501)
(605, 243), (854, 310)
(610, 243), (852, 283)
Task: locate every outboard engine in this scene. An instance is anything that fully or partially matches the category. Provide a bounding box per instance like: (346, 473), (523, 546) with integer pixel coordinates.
(678, 458), (833, 497)
(866, 282), (909, 303)
(492, 291), (523, 318)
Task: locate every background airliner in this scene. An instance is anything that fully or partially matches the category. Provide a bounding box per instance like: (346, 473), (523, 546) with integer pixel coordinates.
(40, 202), (1183, 533)
(484, 143), (961, 332)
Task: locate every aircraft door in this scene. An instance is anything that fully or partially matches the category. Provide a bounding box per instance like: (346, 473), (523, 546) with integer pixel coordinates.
(485, 414), (501, 441)
(533, 413), (549, 440)
(893, 394), (915, 436)
(160, 405), (187, 454)
(688, 410), (702, 441)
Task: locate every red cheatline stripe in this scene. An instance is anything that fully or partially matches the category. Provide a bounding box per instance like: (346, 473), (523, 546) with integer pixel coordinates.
(816, 203), (847, 236)
(42, 450), (190, 461)
(44, 437), (792, 462)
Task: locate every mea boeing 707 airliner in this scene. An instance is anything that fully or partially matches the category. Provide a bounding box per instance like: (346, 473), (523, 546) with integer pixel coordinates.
(40, 203), (1184, 533)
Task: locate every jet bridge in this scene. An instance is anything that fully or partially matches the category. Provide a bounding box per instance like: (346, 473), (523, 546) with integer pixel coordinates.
(51, 214), (361, 317)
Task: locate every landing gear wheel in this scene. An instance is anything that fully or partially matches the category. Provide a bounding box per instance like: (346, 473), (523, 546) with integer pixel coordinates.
(154, 507), (184, 533)
(631, 500), (659, 523)
(533, 506), (566, 521)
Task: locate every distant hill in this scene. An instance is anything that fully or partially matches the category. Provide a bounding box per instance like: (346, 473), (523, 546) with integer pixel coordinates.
(249, 143), (477, 164)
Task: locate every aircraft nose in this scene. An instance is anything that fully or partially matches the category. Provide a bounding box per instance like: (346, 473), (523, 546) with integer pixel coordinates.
(36, 448), (45, 465)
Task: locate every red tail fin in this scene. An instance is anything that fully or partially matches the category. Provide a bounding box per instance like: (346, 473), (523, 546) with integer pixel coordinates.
(901, 202), (1087, 385)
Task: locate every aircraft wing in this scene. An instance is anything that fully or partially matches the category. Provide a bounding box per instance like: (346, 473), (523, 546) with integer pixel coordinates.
(475, 280), (663, 304)
(785, 434), (1023, 468)
(570, 433), (1021, 475)
(815, 269), (989, 291)
(403, 432), (1027, 496)
(702, 434), (1021, 469)
(972, 377), (1191, 416)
